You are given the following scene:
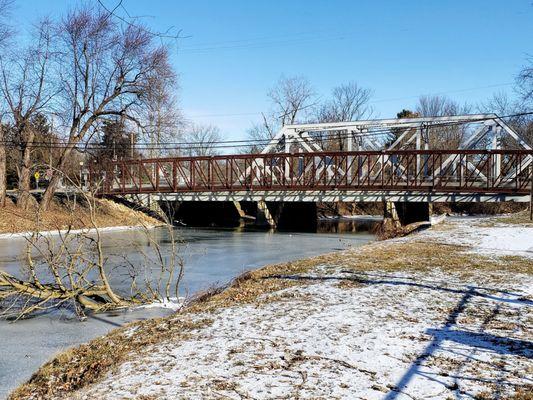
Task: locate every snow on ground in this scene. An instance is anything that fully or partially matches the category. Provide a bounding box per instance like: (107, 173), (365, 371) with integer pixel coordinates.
(75, 219), (533, 400)
(135, 297), (185, 312)
(403, 217), (533, 259)
(0, 224), (157, 241)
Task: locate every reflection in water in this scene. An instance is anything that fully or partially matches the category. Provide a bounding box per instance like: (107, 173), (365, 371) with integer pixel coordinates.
(317, 217), (382, 233)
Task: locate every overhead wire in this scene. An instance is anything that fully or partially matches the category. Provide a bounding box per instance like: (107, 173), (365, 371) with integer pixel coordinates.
(0, 112), (531, 153)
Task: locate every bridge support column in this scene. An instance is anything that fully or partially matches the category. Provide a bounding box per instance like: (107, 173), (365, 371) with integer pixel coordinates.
(383, 201), (400, 222)
(256, 200), (276, 227)
(383, 201), (401, 230)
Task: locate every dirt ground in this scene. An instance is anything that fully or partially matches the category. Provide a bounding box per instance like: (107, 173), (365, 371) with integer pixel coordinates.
(0, 196), (161, 234)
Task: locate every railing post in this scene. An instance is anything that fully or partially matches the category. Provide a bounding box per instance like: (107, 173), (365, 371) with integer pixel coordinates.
(190, 160), (195, 190)
(486, 152), (491, 190)
(229, 158), (233, 190)
(155, 161), (160, 191)
(459, 153), (464, 189)
(208, 157), (212, 190)
(121, 162), (125, 193)
(172, 160), (177, 191)
(381, 151), (385, 188)
(138, 161), (142, 193)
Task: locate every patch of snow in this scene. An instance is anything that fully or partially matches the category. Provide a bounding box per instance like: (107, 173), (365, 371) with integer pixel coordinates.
(404, 217), (533, 259)
(0, 225), (156, 241)
(319, 214), (383, 221)
(122, 325), (140, 339)
(430, 214), (447, 225)
(477, 227), (533, 255)
(135, 297), (185, 312)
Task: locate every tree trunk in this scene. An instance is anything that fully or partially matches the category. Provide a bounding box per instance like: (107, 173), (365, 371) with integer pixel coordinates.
(40, 144), (75, 211)
(17, 131), (35, 210)
(0, 124), (6, 207)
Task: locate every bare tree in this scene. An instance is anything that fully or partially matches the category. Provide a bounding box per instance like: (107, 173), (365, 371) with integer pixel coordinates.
(0, 0), (12, 46)
(416, 95), (471, 117)
(508, 59), (533, 147)
(415, 95), (471, 149)
(40, 7), (176, 211)
(317, 82), (373, 122)
(183, 123), (221, 156)
(0, 20), (54, 210)
(315, 82), (374, 150)
(0, 0), (9, 206)
(268, 75), (316, 126)
(516, 56), (533, 108)
(245, 113), (276, 153)
(245, 76), (315, 153)
(0, 116), (6, 206)
(478, 91), (515, 117)
(142, 66), (183, 158)
(479, 91), (533, 147)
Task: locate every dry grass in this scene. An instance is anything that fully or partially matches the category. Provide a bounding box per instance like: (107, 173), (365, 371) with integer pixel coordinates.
(340, 240), (533, 275)
(475, 387), (533, 400)
(0, 197), (161, 234)
(8, 224), (533, 399)
(488, 209), (533, 226)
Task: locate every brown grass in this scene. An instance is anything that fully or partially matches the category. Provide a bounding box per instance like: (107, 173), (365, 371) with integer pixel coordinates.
(489, 209), (533, 226)
(0, 197), (161, 234)
(475, 387), (533, 400)
(8, 223), (533, 399)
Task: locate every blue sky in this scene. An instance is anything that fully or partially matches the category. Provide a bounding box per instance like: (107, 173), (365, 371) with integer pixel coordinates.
(10, 0), (533, 140)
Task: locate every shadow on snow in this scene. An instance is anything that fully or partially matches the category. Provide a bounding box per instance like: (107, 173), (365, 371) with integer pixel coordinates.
(264, 272), (532, 399)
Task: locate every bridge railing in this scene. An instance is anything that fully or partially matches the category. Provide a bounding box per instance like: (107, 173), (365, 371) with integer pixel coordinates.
(89, 150), (533, 195)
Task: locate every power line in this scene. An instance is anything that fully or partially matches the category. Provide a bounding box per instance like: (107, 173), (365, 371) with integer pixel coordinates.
(1, 113), (530, 152)
(0, 113), (527, 150)
(0, 116), (490, 148)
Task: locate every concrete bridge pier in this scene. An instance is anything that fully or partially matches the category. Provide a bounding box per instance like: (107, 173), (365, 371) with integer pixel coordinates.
(255, 200), (276, 227)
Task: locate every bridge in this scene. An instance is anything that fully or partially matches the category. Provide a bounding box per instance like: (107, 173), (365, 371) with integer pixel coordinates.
(90, 114), (533, 227)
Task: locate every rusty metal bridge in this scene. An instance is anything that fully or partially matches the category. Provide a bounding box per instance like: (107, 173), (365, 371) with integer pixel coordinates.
(90, 114), (533, 203)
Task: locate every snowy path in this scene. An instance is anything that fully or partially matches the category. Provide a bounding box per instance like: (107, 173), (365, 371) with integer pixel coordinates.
(74, 218), (532, 400)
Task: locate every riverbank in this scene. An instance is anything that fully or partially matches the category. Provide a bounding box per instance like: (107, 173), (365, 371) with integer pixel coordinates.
(10, 214), (533, 399)
(0, 197), (161, 235)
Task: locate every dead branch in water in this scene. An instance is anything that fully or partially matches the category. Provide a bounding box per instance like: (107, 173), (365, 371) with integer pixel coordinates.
(0, 169), (184, 320)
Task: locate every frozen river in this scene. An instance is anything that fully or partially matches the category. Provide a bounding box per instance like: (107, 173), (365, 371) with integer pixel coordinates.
(0, 220), (375, 398)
